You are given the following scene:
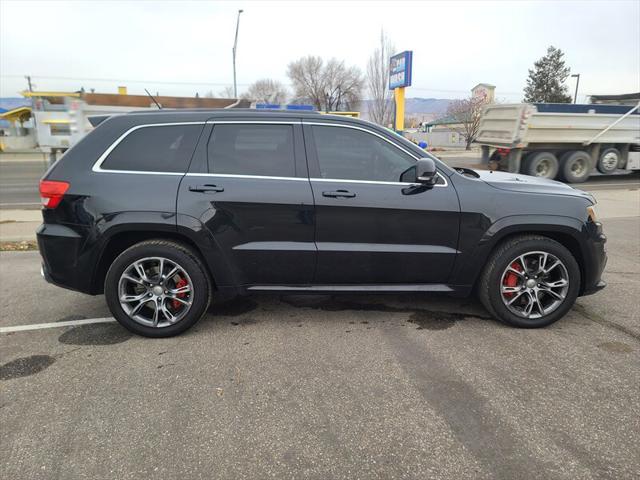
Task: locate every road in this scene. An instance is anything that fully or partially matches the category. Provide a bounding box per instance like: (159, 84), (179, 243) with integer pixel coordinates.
(1, 157), (640, 210)
(0, 159), (49, 209)
(1, 186), (638, 478)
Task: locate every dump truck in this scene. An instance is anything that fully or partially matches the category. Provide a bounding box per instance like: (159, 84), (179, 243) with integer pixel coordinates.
(475, 102), (640, 182)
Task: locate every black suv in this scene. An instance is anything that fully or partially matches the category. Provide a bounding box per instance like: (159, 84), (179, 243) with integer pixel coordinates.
(37, 110), (606, 337)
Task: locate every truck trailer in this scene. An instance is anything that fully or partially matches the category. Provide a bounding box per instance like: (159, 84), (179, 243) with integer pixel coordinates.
(475, 102), (640, 183)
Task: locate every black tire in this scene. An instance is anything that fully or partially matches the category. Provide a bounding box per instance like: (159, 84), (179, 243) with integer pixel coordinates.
(559, 150), (592, 183)
(523, 152), (559, 179)
(105, 240), (212, 337)
(478, 235), (581, 328)
(597, 147), (621, 174)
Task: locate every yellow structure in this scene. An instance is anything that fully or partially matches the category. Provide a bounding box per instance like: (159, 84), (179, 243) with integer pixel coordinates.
(394, 87), (405, 132)
(322, 111), (360, 118)
(0, 106), (32, 123)
(21, 91), (81, 98)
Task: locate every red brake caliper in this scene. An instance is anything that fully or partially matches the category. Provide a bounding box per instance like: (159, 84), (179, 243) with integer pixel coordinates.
(171, 277), (188, 310)
(503, 261), (522, 298)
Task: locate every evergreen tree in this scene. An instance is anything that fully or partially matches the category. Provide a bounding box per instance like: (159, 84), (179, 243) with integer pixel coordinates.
(523, 46), (572, 103)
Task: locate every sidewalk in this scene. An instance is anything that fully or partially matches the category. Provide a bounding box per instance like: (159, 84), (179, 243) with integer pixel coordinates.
(431, 148), (481, 158)
(0, 151), (49, 163)
(0, 209), (41, 242)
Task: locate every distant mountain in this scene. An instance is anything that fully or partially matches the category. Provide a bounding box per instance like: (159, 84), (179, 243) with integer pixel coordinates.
(359, 97), (452, 122)
(404, 97), (452, 115)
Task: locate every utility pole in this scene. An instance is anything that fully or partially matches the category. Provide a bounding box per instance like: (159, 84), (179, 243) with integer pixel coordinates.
(571, 73), (580, 104)
(25, 75), (34, 92)
(232, 9), (244, 98)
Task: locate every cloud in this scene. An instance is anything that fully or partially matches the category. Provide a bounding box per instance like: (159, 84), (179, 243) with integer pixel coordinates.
(1, 0), (638, 101)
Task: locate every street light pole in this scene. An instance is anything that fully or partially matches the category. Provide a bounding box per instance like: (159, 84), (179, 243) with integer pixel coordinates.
(232, 9), (244, 98)
(571, 73), (580, 104)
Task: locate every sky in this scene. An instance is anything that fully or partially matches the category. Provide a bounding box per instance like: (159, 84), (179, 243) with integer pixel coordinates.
(1, 0), (639, 103)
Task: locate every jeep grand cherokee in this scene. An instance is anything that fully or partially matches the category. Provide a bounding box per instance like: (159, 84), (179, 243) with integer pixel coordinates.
(37, 110), (606, 337)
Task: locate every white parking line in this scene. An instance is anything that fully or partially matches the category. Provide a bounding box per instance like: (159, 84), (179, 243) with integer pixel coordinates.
(0, 317), (116, 333)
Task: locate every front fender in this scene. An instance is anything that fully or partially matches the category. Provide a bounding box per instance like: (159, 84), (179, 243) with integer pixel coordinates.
(449, 214), (587, 290)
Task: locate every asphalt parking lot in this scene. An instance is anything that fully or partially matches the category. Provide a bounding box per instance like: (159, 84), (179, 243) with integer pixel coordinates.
(1, 182), (639, 479)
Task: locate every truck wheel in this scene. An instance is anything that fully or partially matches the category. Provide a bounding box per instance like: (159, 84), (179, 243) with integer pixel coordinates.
(523, 152), (559, 179)
(560, 151), (592, 183)
(105, 240), (212, 337)
(597, 147), (620, 174)
(478, 235), (581, 328)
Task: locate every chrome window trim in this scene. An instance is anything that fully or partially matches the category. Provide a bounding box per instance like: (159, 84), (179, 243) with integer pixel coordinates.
(92, 121), (206, 175)
(310, 176), (447, 187)
(186, 172), (307, 182)
(302, 122), (448, 187)
(91, 119), (448, 187)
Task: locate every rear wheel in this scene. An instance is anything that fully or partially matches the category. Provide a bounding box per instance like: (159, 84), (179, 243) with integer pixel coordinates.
(523, 152), (559, 179)
(105, 240), (211, 337)
(560, 150), (592, 183)
(597, 147), (620, 174)
(478, 235), (580, 328)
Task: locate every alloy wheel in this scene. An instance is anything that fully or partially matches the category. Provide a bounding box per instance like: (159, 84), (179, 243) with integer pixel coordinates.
(118, 257), (193, 328)
(499, 251), (569, 319)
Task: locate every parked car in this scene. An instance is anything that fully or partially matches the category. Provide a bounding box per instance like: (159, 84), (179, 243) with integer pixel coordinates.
(37, 109), (607, 337)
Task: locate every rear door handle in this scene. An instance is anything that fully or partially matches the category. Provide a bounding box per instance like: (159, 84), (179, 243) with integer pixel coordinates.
(322, 189), (356, 198)
(189, 184), (224, 193)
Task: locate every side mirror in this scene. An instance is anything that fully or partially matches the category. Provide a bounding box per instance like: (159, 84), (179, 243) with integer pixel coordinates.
(416, 158), (438, 185)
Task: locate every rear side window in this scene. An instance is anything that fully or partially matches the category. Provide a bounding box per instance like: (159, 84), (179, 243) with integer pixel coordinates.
(207, 124), (295, 177)
(101, 124), (202, 173)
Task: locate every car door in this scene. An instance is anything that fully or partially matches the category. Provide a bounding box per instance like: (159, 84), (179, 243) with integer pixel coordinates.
(177, 119), (316, 287)
(304, 122), (460, 285)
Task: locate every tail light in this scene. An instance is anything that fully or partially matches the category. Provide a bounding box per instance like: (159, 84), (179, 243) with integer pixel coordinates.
(39, 180), (69, 209)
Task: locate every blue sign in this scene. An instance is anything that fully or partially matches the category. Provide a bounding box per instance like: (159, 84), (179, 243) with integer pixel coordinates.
(389, 51), (413, 90)
(285, 104), (315, 111)
(255, 104), (316, 111)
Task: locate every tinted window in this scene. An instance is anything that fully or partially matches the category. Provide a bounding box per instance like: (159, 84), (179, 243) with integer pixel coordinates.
(208, 124), (295, 177)
(312, 125), (415, 182)
(101, 124), (201, 173)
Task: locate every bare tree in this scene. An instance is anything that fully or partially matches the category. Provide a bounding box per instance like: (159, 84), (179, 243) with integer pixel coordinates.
(322, 59), (364, 111)
(287, 56), (325, 109)
(242, 78), (288, 104)
(445, 95), (488, 150)
(366, 30), (394, 126)
(287, 56), (364, 111)
(215, 86), (236, 98)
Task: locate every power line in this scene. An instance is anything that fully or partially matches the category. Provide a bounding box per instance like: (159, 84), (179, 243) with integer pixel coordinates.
(1, 74), (248, 87)
(2, 73), (525, 96)
(4, 73), (592, 98)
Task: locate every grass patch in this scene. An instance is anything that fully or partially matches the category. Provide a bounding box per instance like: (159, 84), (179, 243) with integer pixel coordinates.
(0, 240), (38, 251)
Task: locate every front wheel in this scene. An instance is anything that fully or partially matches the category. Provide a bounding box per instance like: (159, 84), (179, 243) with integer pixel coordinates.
(105, 240), (212, 337)
(478, 235), (581, 328)
(597, 147), (621, 174)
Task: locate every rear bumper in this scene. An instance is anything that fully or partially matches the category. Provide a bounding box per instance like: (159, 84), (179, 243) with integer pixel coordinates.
(37, 223), (95, 294)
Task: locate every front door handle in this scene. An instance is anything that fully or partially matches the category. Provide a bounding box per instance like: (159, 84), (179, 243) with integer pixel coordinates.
(189, 184), (224, 193)
(322, 189), (356, 198)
